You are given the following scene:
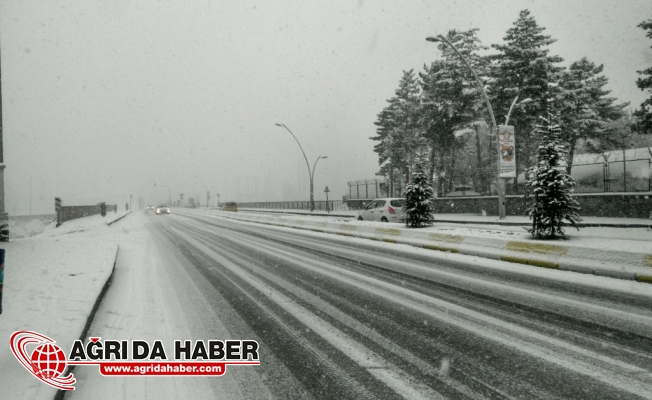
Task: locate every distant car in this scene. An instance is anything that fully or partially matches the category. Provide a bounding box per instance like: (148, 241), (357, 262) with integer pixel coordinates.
(146, 205), (154, 210)
(155, 204), (171, 215)
(221, 202), (237, 212)
(357, 198), (406, 223)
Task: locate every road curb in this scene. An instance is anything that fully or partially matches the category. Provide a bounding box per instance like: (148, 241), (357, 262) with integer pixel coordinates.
(214, 211), (652, 285)
(53, 246), (120, 400)
(241, 208), (652, 228)
(107, 211), (132, 226)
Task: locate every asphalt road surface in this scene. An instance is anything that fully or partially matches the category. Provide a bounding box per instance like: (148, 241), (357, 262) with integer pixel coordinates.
(71, 210), (652, 399)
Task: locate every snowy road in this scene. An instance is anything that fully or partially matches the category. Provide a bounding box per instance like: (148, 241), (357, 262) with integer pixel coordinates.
(70, 210), (652, 399)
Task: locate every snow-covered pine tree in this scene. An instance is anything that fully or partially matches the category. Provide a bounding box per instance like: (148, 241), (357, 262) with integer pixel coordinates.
(403, 154), (435, 227)
(371, 70), (422, 193)
(526, 114), (581, 238)
(491, 10), (564, 190)
(557, 57), (627, 174)
(633, 19), (652, 134)
(420, 29), (492, 195)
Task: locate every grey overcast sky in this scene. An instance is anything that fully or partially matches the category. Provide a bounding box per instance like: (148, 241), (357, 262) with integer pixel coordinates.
(1, 0), (651, 214)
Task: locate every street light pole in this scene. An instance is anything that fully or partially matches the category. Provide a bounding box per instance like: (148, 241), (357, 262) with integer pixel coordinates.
(275, 123), (327, 212)
(311, 155), (327, 211)
(505, 96), (532, 126)
(426, 34), (506, 219)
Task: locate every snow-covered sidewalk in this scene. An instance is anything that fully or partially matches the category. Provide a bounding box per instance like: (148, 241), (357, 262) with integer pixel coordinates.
(0, 212), (130, 399)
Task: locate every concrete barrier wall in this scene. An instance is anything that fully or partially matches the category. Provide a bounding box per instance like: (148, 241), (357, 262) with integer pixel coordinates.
(432, 192), (652, 218)
(240, 193), (652, 217)
(58, 204), (117, 225)
(58, 205), (101, 224)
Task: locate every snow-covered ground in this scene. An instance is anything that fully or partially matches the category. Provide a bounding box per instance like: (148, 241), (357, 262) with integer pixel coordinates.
(8, 215), (56, 240)
(67, 212), (265, 400)
(233, 209), (652, 254)
(240, 207), (652, 225)
(0, 212), (128, 400)
(2, 209), (652, 399)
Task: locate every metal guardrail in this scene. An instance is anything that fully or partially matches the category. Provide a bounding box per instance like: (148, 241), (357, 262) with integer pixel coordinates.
(237, 200), (344, 212)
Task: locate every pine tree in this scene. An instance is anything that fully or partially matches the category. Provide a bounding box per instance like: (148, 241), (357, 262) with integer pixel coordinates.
(556, 57), (627, 173)
(491, 10), (564, 190)
(403, 154), (435, 227)
(633, 19), (652, 134)
(419, 59), (455, 195)
(419, 29), (491, 194)
(526, 114), (581, 239)
(371, 70), (422, 193)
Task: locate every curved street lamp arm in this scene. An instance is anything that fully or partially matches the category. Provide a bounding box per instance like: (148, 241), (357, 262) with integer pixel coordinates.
(428, 34), (505, 219)
(505, 96), (519, 126)
(278, 123), (313, 182)
(433, 34), (497, 134)
(311, 155), (323, 183)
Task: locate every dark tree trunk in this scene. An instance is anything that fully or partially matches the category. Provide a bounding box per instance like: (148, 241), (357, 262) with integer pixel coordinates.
(566, 136), (577, 175)
(474, 125), (484, 193)
(429, 145), (437, 186)
(449, 149), (456, 193)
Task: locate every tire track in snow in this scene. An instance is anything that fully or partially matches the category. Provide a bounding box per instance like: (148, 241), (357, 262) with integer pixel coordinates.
(165, 212), (652, 399)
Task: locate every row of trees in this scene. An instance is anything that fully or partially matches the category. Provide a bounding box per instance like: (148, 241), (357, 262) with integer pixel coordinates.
(373, 10), (652, 197)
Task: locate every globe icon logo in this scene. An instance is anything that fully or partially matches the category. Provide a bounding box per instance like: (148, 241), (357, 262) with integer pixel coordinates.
(30, 343), (67, 379)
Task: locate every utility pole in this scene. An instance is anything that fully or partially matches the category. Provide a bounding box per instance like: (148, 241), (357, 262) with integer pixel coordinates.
(275, 123), (327, 211)
(0, 41), (8, 240)
(426, 34), (506, 218)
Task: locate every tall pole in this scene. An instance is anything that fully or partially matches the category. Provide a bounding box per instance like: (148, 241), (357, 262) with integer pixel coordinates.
(275, 123), (316, 211)
(426, 35), (506, 219)
(0, 44), (4, 164)
(29, 177), (32, 215)
(310, 155), (327, 211)
(0, 43), (7, 240)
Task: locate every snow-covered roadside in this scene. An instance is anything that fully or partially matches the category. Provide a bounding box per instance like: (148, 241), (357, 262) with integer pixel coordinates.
(178, 209), (652, 297)
(239, 208), (652, 226)
(184, 209), (652, 281)
(198, 208), (652, 253)
(0, 212), (130, 400)
(67, 212), (258, 400)
(8, 215), (56, 240)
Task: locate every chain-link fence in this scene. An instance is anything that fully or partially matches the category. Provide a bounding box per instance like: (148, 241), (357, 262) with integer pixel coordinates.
(572, 149), (651, 193)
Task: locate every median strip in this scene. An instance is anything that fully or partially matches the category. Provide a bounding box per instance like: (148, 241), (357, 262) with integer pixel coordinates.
(201, 211), (652, 285)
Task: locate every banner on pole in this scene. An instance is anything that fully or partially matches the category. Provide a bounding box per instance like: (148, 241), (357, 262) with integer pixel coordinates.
(498, 125), (516, 178)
